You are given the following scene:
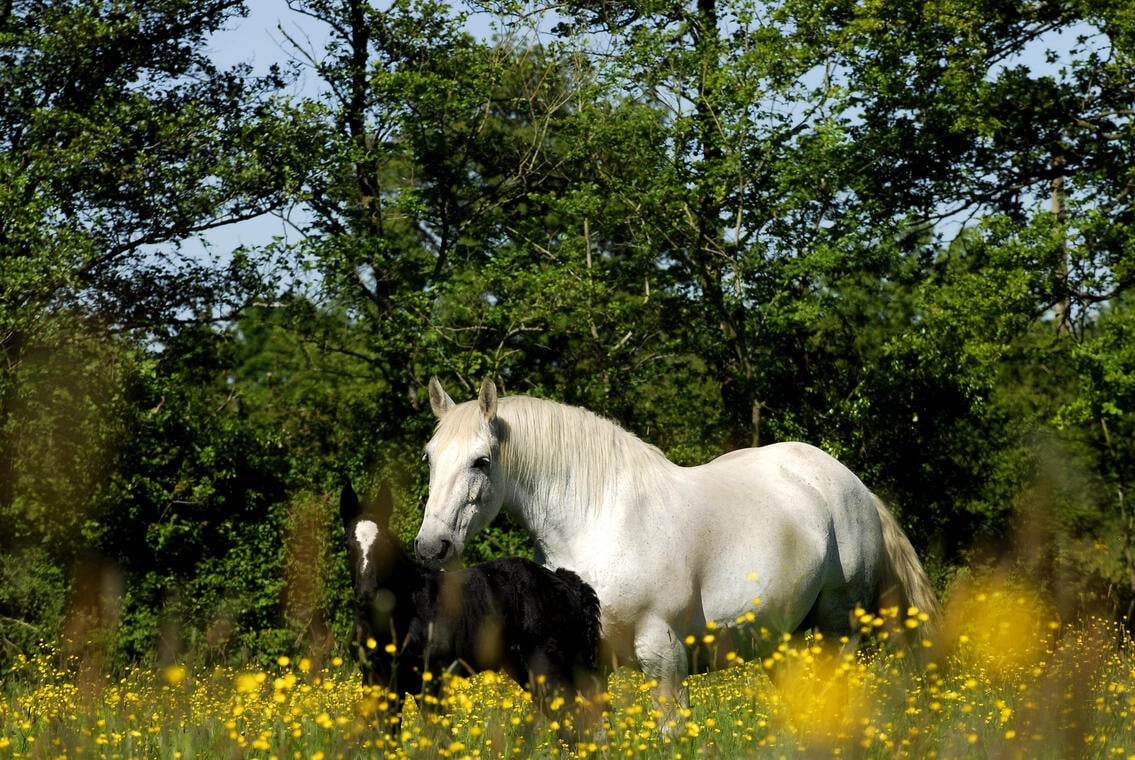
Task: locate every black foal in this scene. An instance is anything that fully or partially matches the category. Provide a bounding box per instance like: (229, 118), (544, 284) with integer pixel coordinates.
(339, 482), (604, 739)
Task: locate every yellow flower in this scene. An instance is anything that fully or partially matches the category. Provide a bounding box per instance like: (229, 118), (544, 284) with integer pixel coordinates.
(235, 672), (260, 694)
(162, 664), (187, 688)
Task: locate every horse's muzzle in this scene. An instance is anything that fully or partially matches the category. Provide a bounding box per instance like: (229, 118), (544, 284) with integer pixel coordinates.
(414, 533), (454, 568)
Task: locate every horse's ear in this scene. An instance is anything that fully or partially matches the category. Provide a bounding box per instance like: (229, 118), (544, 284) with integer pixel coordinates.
(429, 376), (455, 419)
(374, 481), (394, 529)
(478, 376), (497, 421)
(339, 482), (360, 526)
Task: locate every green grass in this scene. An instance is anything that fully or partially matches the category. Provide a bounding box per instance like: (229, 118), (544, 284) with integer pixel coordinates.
(4, 575), (1135, 758)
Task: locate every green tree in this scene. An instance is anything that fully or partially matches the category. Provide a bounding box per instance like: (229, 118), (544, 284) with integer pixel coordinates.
(1055, 294), (1135, 617)
(0, 1), (315, 663)
(1, 0), (306, 500)
(268, 0), (698, 473)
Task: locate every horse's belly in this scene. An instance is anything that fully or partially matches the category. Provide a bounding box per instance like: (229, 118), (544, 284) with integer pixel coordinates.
(696, 516), (830, 634)
(683, 443), (882, 634)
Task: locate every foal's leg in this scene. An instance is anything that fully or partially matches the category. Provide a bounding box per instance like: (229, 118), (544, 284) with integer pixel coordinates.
(578, 667), (612, 748)
(536, 665), (610, 747)
(529, 666), (587, 746)
(635, 617), (690, 736)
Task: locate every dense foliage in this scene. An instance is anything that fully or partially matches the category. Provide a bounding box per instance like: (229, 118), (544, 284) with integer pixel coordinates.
(1, 0), (1133, 670)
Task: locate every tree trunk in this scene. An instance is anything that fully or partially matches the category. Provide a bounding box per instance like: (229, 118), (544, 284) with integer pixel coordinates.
(1051, 145), (1071, 335)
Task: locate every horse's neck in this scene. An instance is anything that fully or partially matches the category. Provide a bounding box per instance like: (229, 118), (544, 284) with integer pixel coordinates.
(497, 397), (672, 565)
(501, 480), (583, 567)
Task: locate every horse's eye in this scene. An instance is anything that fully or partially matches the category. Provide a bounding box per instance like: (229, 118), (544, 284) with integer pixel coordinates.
(472, 456), (491, 472)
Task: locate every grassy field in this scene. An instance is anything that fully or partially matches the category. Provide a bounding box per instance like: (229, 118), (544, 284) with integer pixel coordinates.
(4, 574), (1134, 759)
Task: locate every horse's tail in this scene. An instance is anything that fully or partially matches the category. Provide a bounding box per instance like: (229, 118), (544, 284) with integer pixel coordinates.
(871, 494), (941, 645)
(555, 568), (602, 671)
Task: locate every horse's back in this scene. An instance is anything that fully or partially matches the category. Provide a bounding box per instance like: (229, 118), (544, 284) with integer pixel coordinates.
(700, 441), (862, 489)
(695, 441), (879, 530)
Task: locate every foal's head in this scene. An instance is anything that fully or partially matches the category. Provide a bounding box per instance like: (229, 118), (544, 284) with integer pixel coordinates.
(339, 482), (404, 608)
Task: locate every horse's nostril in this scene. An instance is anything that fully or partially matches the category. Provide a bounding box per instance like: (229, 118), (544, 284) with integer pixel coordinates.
(428, 539), (452, 564)
(415, 537), (452, 566)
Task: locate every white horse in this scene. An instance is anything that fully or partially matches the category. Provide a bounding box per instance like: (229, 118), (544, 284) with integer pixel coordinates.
(415, 377), (939, 730)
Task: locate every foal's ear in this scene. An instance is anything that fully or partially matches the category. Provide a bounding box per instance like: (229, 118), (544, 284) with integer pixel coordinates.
(373, 481), (394, 529)
(478, 376), (497, 421)
(339, 482), (360, 526)
(429, 376), (455, 419)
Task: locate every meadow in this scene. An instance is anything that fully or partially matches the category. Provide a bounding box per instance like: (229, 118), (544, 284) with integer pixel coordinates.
(4, 574), (1135, 759)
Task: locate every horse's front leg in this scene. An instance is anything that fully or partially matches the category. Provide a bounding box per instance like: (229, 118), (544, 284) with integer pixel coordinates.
(635, 618), (690, 737)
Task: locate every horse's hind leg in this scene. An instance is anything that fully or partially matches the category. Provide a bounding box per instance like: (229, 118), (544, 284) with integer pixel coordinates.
(635, 617), (690, 737)
(801, 587), (862, 654)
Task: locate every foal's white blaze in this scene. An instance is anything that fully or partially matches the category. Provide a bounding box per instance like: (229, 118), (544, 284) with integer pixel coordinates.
(353, 520), (379, 573)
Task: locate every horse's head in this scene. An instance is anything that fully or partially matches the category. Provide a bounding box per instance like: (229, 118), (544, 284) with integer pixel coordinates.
(415, 376), (505, 568)
(340, 481), (401, 608)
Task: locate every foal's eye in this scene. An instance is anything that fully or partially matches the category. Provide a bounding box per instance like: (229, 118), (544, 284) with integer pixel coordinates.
(472, 456), (491, 472)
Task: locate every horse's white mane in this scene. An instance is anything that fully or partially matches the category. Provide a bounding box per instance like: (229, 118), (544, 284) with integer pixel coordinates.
(433, 394), (676, 514)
